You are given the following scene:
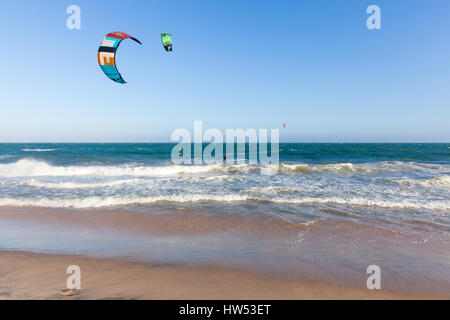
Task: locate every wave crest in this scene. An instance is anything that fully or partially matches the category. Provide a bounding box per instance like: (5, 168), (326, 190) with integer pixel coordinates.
(396, 176), (450, 188)
(0, 159), (446, 178)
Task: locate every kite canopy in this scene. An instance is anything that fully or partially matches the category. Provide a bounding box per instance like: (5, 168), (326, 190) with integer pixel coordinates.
(161, 33), (172, 52)
(98, 31), (142, 84)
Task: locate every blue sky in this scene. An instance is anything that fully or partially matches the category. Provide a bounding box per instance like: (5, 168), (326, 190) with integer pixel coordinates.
(1, 0), (449, 142)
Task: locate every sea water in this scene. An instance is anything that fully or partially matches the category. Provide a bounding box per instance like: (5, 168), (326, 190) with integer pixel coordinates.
(0, 143), (448, 226)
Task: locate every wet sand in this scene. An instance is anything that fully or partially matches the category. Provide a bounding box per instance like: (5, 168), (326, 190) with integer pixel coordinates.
(0, 206), (308, 238)
(0, 206), (448, 299)
(0, 251), (439, 300)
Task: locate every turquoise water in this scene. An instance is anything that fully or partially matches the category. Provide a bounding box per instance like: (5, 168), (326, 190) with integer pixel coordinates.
(0, 143), (449, 230)
(0, 143), (449, 166)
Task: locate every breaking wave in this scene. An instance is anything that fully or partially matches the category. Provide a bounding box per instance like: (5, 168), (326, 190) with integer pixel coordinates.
(0, 159), (446, 178)
(21, 178), (150, 189)
(396, 176), (450, 188)
(0, 159), (448, 213)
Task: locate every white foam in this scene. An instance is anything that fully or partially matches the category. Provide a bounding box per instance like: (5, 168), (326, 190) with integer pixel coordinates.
(23, 178), (149, 189)
(0, 194), (448, 211)
(0, 194), (249, 208)
(396, 176), (450, 188)
(280, 161), (446, 174)
(244, 186), (308, 194)
(267, 196), (450, 211)
(2, 159), (447, 179)
(0, 159), (225, 178)
(22, 149), (56, 152)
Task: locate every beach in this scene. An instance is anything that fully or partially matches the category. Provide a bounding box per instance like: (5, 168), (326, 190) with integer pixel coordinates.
(1, 250), (441, 300)
(0, 143), (449, 299)
(0, 206), (448, 299)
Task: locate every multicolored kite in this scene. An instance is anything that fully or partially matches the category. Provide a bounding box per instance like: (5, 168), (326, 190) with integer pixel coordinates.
(98, 31), (142, 84)
(161, 33), (172, 52)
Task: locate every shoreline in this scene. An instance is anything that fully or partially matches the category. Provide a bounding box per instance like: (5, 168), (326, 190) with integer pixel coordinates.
(0, 206), (448, 299)
(0, 250), (443, 300)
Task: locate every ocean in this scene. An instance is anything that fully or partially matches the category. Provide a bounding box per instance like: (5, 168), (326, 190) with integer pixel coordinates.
(0, 143), (448, 219)
(0, 143), (449, 294)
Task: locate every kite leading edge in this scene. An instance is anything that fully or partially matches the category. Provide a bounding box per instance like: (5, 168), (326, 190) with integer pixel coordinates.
(98, 31), (142, 84)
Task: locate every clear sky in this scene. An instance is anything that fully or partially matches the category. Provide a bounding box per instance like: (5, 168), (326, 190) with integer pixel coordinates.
(1, 0), (449, 142)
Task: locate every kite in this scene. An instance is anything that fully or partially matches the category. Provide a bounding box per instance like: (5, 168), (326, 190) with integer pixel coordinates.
(98, 31), (142, 84)
(161, 33), (172, 52)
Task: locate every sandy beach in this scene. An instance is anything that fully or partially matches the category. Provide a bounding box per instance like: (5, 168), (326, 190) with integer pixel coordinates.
(0, 206), (449, 300)
(0, 250), (442, 300)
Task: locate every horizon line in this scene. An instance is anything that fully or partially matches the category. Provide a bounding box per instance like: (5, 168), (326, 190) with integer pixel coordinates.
(0, 141), (449, 144)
